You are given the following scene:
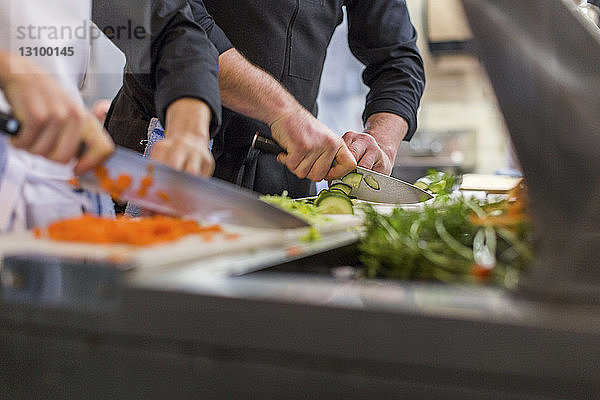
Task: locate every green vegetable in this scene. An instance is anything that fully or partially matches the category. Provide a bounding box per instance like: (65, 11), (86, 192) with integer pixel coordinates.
(358, 188), (535, 288)
(414, 170), (457, 195)
(363, 175), (380, 190)
(260, 191), (331, 227)
(329, 182), (353, 196)
(315, 191), (354, 215)
(342, 172), (363, 189)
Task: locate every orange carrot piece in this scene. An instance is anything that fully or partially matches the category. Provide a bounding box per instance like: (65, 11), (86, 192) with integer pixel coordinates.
(155, 190), (170, 202)
(68, 178), (80, 187)
(43, 215), (226, 246)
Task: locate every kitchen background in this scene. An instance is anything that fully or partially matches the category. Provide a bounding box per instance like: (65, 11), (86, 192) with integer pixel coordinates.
(81, 0), (515, 183)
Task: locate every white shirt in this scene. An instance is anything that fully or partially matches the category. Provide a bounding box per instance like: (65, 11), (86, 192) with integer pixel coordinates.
(0, 0), (95, 232)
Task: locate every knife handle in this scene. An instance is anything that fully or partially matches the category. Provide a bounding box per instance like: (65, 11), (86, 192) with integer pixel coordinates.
(0, 112), (21, 136)
(252, 133), (285, 155)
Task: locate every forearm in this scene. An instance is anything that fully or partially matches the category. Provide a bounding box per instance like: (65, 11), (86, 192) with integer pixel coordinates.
(364, 112), (409, 162)
(165, 98), (211, 142)
(218, 48), (298, 126)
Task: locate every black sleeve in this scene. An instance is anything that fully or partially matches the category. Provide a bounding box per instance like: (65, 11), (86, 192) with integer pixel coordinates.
(345, 0), (425, 140)
(188, 0), (233, 54)
(93, 0), (221, 130)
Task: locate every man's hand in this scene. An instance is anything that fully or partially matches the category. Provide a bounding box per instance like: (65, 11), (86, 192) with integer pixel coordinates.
(270, 107), (356, 182)
(0, 52), (114, 175)
(342, 112), (409, 176)
(150, 98), (215, 176)
(218, 49), (355, 181)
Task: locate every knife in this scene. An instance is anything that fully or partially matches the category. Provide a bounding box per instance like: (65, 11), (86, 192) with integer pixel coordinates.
(252, 133), (433, 204)
(0, 112), (309, 229)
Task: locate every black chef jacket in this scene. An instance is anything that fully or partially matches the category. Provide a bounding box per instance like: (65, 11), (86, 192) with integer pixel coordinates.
(204, 0), (425, 197)
(101, 0), (231, 154)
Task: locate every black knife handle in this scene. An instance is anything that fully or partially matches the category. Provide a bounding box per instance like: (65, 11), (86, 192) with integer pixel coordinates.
(252, 133), (285, 154)
(0, 112), (20, 136)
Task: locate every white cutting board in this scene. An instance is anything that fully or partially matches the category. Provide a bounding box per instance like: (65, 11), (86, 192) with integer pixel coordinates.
(0, 215), (363, 269)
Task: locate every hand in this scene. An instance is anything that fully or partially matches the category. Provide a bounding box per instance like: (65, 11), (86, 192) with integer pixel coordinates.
(92, 99), (112, 125)
(342, 131), (394, 175)
(150, 98), (215, 176)
(1, 54), (114, 174)
(342, 112), (410, 176)
(270, 108), (356, 181)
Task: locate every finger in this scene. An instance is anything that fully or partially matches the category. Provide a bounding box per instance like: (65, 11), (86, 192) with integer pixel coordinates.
(283, 148), (308, 173)
(151, 141), (186, 171)
(356, 148), (380, 170)
(326, 145), (357, 181)
(306, 150), (337, 181)
(73, 119), (115, 175)
(10, 95), (51, 150)
(346, 137), (369, 161)
(28, 118), (61, 157)
(200, 152), (215, 176)
(48, 110), (84, 163)
(277, 153), (287, 165)
(371, 158), (389, 174)
(289, 149), (322, 179)
(183, 151), (201, 175)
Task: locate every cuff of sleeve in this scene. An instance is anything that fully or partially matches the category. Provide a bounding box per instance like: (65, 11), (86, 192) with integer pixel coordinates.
(363, 99), (418, 141)
(208, 24), (233, 55)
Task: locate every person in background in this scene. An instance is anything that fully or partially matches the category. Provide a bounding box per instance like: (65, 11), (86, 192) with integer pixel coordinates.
(203, 0), (426, 197)
(0, 0), (221, 232)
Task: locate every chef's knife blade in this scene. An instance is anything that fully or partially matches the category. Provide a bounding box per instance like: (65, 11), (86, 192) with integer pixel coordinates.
(252, 133), (433, 204)
(0, 113), (309, 229)
(79, 147), (310, 229)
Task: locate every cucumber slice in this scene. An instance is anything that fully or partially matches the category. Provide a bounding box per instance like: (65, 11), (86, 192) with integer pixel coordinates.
(329, 182), (352, 196)
(315, 192), (354, 214)
(413, 181), (429, 190)
(316, 189), (331, 202)
(341, 172), (363, 189)
(363, 175), (380, 190)
(329, 188), (349, 196)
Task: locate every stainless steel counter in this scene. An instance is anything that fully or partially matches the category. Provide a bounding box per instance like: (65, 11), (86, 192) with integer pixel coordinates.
(1, 247), (599, 399)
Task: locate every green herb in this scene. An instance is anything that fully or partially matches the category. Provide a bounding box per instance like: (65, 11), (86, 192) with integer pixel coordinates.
(414, 170), (457, 195)
(358, 190), (535, 288)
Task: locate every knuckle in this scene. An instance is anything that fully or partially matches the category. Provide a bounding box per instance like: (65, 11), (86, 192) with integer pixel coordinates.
(29, 110), (49, 128)
(293, 166), (309, 179)
(295, 141), (310, 153)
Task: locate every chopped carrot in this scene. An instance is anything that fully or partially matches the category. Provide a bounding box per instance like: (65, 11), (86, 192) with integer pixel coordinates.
(33, 227), (42, 238)
(41, 215), (232, 246)
(136, 175), (154, 198)
(68, 177), (80, 187)
(116, 174), (133, 191)
(136, 187), (148, 197)
(155, 190), (170, 202)
(95, 165), (108, 179)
